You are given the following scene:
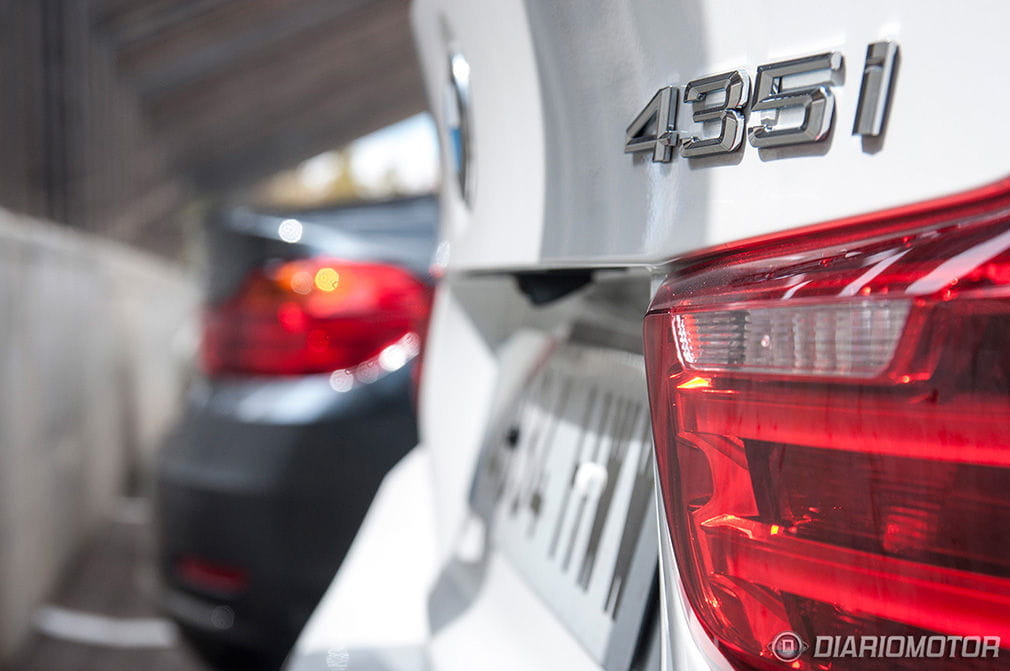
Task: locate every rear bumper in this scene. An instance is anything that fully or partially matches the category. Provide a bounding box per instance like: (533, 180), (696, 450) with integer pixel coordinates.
(156, 368), (418, 658)
(285, 446), (437, 671)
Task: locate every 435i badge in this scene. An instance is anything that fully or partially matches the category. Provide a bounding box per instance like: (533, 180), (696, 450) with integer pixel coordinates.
(625, 41), (898, 161)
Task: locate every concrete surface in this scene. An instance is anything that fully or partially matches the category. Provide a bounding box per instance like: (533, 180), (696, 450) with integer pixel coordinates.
(0, 208), (198, 660)
(8, 499), (207, 671)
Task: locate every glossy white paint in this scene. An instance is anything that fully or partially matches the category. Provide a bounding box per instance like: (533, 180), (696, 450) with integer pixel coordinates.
(411, 0), (546, 273)
(416, 278), (511, 552)
(415, 0), (1010, 271)
(286, 447), (438, 671)
(296, 3), (1010, 671)
(411, 282), (661, 671)
(428, 554), (599, 671)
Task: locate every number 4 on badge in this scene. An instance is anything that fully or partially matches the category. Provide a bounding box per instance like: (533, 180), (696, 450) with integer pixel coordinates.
(624, 86), (678, 163)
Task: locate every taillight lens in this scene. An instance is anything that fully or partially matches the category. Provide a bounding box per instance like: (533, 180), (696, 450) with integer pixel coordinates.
(202, 258), (430, 377)
(644, 180), (1010, 670)
(175, 555), (249, 596)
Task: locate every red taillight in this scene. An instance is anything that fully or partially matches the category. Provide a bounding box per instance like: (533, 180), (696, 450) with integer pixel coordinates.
(201, 258), (430, 377)
(175, 556), (249, 595)
(644, 180), (1010, 670)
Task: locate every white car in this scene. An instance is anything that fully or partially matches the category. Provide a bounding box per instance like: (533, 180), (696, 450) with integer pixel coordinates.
(288, 2), (1010, 670)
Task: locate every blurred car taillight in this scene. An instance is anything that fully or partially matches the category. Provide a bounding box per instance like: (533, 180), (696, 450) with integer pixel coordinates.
(202, 257), (431, 377)
(175, 555), (249, 596)
(643, 180), (1010, 670)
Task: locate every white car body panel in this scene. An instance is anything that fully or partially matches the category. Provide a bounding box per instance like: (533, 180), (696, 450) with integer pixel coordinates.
(289, 3), (1010, 671)
(428, 553), (599, 671)
(415, 0), (1010, 271)
(411, 0), (546, 273)
(286, 446), (438, 671)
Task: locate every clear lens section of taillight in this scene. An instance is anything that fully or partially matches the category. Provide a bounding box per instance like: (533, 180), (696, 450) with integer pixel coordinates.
(202, 258), (431, 377)
(644, 180), (1010, 670)
(674, 301), (911, 378)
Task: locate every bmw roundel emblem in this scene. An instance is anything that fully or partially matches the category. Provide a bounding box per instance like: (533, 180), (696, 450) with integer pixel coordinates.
(445, 50), (472, 204)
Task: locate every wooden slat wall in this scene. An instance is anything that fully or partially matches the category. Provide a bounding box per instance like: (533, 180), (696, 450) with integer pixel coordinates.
(0, 0), (425, 258)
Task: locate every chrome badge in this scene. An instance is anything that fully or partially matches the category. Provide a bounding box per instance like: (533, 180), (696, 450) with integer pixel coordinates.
(446, 51), (473, 202)
(625, 41), (898, 162)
